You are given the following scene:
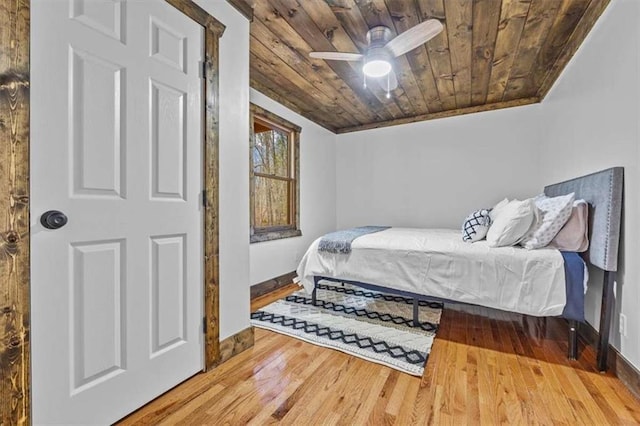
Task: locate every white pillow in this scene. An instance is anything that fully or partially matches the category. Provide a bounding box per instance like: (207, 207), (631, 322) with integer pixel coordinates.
(489, 198), (509, 222)
(486, 199), (538, 247)
(462, 209), (492, 242)
(520, 192), (575, 249)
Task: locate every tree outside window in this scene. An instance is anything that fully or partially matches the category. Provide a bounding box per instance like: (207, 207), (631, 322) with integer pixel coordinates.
(250, 104), (301, 243)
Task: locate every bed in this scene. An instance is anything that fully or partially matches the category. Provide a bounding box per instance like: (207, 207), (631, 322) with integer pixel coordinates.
(296, 167), (623, 371)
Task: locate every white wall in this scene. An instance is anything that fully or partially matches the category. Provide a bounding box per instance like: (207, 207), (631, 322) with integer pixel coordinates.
(195, 0), (251, 339)
(536, 0), (640, 367)
(336, 105), (544, 230)
(249, 90), (337, 285)
(335, 0), (640, 369)
(194, 5), (338, 332)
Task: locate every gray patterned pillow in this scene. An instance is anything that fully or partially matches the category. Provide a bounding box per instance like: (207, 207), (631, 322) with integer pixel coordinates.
(462, 209), (492, 242)
(520, 192), (575, 249)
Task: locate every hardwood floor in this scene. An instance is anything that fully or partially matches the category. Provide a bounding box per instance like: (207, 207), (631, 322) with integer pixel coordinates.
(119, 284), (640, 425)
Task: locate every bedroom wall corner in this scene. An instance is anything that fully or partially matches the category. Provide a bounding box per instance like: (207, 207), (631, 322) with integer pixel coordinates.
(536, 0), (640, 370)
(335, 104), (545, 230)
(249, 89), (338, 286)
(195, 0), (251, 340)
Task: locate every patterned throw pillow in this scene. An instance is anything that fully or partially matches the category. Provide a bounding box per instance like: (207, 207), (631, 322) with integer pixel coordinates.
(462, 209), (492, 242)
(520, 192), (575, 249)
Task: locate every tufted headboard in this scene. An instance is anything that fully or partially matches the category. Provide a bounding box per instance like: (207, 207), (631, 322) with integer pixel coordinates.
(544, 167), (623, 272)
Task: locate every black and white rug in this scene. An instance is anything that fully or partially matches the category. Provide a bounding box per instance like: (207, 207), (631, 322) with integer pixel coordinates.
(250, 282), (443, 376)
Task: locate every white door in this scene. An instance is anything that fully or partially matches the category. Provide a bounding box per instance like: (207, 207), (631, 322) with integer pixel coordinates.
(31, 0), (204, 423)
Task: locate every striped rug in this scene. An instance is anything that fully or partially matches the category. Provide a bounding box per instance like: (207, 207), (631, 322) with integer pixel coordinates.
(250, 282), (443, 376)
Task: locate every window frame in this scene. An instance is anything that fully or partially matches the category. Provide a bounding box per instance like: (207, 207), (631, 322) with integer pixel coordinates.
(250, 103), (302, 243)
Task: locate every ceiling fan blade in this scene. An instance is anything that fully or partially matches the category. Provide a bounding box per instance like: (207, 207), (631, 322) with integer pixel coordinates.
(309, 52), (363, 61)
(385, 19), (444, 57)
(375, 69), (398, 92)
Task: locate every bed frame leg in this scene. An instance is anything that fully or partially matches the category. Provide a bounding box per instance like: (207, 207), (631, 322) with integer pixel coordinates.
(413, 298), (419, 327)
(597, 271), (615, 372)
(312, 276), (320, 306)
(568, 320), (578, 360)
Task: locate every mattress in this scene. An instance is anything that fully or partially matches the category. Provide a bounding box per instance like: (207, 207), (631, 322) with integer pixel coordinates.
(296, 228), (567, 317)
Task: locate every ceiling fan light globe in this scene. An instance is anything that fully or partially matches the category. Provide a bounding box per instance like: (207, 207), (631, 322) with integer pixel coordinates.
(363, 59), (391, 78)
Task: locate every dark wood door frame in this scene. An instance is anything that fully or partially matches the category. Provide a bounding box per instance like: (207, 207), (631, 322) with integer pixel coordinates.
(0, 1), (229, 423)
(1, 0), (31, 423)
(164, 0), (225, 373)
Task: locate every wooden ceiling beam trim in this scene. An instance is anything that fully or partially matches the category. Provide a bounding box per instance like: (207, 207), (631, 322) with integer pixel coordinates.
(537, 0), (610, 100)
(502, 0), (563, 101)
(444, 0), (473, 108)
(250, 73), (337, 133)
(523, 0), (592, 98)
(336, 97), (540, 133)
(226, 0), (254, 22)
(166, 0), (226, 35)
(415, 0), (458, 110)
(485, 0), (532, 103)
(250, 79), (321, 129)
(250, 54), (352, 130)
(262, 0), (405, 119)
(250, 38), (360, 127)
(250, 23), (373, 125)
(470, 0), (502, 105)
(299, 0), (414, 117)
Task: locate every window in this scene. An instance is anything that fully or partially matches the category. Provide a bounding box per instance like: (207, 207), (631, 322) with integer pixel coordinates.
(250, 103), (301, 243)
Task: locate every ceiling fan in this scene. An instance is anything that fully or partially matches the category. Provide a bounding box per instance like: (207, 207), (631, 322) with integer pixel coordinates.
(310, 19), (443, 98)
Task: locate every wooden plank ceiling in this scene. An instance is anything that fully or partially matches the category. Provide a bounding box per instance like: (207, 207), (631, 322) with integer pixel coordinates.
(247, 0), (610, 133)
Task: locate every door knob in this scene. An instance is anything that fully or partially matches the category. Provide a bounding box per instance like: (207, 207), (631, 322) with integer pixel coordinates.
(41, 210), (68, 230)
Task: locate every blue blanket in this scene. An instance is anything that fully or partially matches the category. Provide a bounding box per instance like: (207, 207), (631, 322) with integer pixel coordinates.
(318, 226), (390, 254)
(561, 252), (586, 322)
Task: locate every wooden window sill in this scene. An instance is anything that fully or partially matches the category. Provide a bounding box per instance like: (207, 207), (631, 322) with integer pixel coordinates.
(250, 229), (302, 243)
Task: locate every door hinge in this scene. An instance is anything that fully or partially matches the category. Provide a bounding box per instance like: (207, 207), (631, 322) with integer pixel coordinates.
(203, 316), (207, 334)
(202, 190), (207, 207)
(201, 61), (207, 79)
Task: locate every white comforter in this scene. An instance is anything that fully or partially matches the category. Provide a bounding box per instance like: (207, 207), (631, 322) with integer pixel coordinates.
(296, 228), (567, 317)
